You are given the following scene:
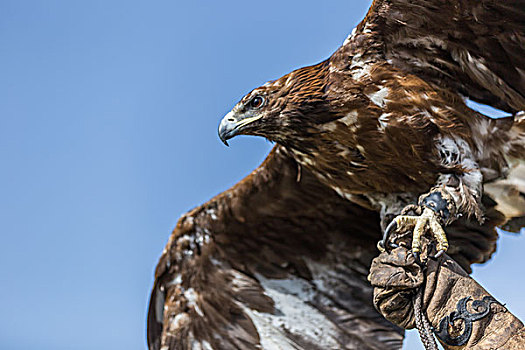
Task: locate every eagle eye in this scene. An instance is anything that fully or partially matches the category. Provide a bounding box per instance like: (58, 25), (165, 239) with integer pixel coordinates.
(249, 96), (265, 109)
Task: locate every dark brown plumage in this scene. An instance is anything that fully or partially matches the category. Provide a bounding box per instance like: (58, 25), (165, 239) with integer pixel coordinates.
(147, 147), (504, 350)
(150, 1), (525, 349)
(219, 0), (525, 231)
(148, 147), (406, 350)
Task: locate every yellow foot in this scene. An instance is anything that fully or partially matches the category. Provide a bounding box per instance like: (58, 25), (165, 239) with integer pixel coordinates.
(379, 208), (449, 260)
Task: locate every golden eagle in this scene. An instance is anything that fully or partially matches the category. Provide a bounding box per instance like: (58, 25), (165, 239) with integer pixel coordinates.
(148, 1), (525, 349)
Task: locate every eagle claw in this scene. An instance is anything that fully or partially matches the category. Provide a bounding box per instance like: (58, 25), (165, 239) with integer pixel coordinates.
(412, 250), (421, 265)
(380, 207), (449, 258)
(379, 188), (456, 259)
(379, 220), (399, 253)
(377, 237), (399, 252)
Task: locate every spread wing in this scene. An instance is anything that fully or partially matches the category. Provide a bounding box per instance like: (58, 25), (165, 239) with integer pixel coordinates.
(351, 0), (525, 112)
(147, 146), (503, 350)
(147, 146), (404, 350)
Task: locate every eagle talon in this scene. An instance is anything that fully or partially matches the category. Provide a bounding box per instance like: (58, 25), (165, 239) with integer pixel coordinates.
(377, 240), (399, 253)
(380, 220), (398, 253)
(433, 250), (445, 259)
(386, 206), (450, 261)
(412, 251), (421, 265)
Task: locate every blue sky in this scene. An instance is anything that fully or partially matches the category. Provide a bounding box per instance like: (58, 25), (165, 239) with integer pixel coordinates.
(0, 1), (522, 349)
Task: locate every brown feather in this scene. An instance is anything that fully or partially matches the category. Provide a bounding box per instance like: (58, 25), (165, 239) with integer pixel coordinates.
(148, 147), (504, 349)
(152, 1), (525, 348)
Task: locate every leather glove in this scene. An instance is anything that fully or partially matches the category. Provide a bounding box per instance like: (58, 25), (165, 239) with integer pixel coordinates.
(368, 243), (525, 349)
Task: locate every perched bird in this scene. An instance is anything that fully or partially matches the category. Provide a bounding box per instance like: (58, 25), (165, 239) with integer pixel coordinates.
(218, 0), (525, 257)
(149, 0), (525, 349)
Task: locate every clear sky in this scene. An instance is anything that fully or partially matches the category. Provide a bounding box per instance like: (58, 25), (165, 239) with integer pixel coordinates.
(0, 1), (522, 349)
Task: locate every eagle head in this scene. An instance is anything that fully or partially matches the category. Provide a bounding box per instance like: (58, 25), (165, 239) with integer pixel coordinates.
(218, 62), (333, 148)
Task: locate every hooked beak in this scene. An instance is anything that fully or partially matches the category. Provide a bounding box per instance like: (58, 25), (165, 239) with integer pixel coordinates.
(218, 111), (262, 146)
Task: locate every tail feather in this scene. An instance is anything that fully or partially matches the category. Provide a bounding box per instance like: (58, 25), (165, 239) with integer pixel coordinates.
(484, 162), (525, 232)
(502, 216), (525, 233)
(483, 111), (525, 232)
(507, 111), (525, 160)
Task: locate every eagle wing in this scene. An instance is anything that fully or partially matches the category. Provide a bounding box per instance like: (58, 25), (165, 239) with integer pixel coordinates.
(147, 146), (503, 350)
(148, 2), (523, 348)
(147, 146), (404, 350)
(352, 0), (525, 113)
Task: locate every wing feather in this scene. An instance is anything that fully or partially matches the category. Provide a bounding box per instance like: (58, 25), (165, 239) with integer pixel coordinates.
(148, 2), (525, 347)
(147, 145), (504, 349)
(147, 146), (404, 350)
(351, 0), (525, 112)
